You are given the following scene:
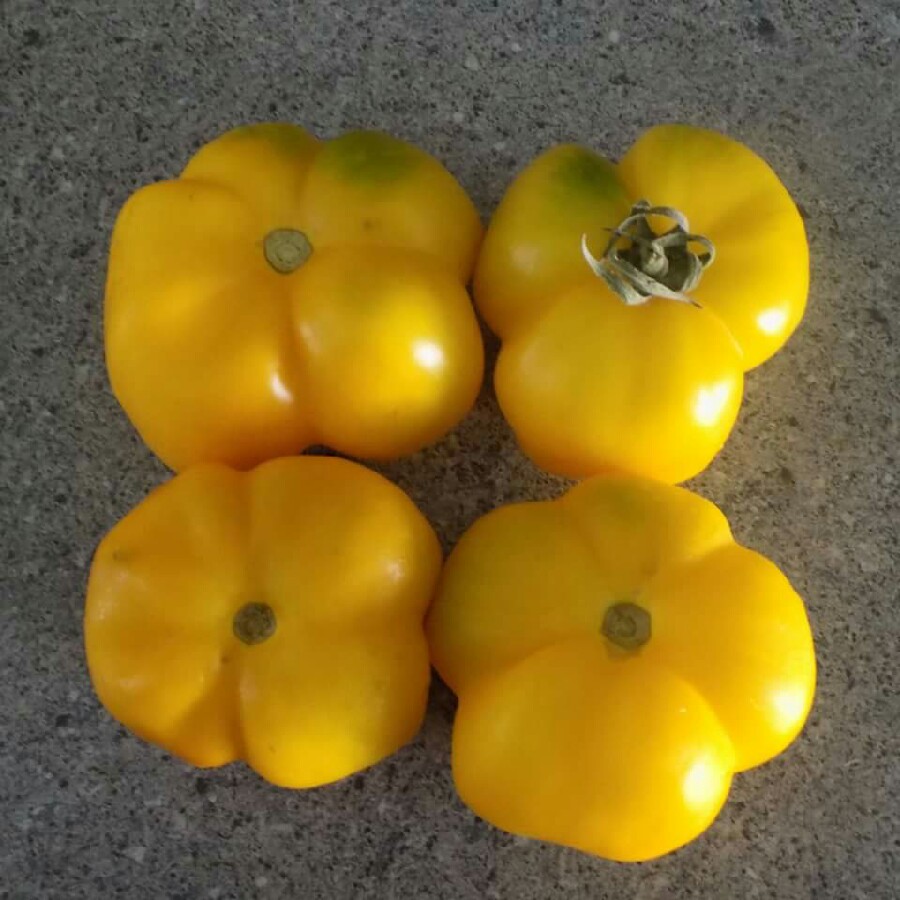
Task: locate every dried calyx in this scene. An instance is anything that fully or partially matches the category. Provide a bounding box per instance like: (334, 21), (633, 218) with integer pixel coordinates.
(582, 200), (715, 306)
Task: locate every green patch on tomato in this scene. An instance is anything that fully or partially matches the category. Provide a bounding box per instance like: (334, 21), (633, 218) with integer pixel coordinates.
(552, 147), (629, 210)
(319, 131), (420, 183)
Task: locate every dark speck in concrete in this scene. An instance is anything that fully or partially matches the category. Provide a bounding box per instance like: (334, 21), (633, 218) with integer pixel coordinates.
(778, 466), (797, 487)
(868, 306), (890, 332)
(757, 16), (777, 39)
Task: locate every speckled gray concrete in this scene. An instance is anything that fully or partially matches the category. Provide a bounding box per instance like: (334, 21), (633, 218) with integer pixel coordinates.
(2, 1), (898, 897)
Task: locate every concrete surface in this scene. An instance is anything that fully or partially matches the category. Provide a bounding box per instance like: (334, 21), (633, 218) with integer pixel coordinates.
(2, 0), (898, 897)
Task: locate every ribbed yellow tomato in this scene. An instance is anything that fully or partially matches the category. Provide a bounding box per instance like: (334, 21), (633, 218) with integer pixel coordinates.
(428, 476), (816, 861)
(85, 457), (442, 788)
(106, 124), (484, 471)
(475, 125), (807, 482)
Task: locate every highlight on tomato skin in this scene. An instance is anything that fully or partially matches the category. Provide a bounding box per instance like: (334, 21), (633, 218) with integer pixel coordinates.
(105, 123), (485, 472)
(474, 124), (807, 484)
(426, 474), (816, 862)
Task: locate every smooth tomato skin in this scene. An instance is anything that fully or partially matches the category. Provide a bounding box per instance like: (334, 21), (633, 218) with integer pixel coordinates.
(85, 457), (442, 788)
(106, 124), (484, 471)
(453, 638), (736, 863)
(427, 476), (816, 861)
(495, 279), (744, 483)
(474, 125), (807, 482)
(292, 245), (484, 460)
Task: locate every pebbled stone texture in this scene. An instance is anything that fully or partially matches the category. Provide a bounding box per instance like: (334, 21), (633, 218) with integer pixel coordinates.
(1, 1), (898, 897)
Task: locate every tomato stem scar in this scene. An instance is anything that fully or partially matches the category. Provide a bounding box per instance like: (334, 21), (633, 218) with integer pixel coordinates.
(263, 229), (312, 274)
(602, 602), (651, 650)
(233, 602), (277, 645)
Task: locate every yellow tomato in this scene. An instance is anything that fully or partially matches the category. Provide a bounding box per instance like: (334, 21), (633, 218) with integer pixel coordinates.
(106, 124), (484, 471)
(427, 476), (816, 861)
(475, 126), (808, 482)
(85, 456), (442, 788)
